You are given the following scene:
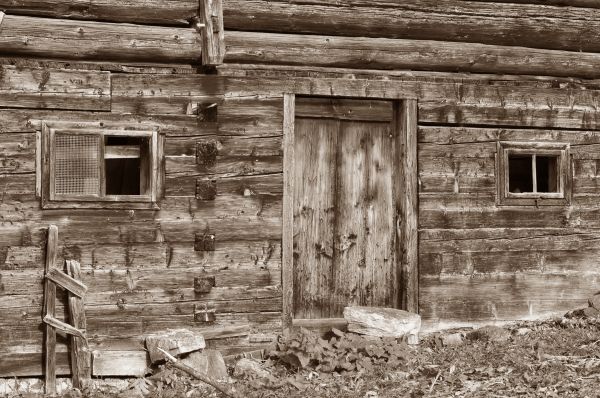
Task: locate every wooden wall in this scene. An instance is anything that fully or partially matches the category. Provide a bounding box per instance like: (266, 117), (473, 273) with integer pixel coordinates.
(2, 0), (600, 377)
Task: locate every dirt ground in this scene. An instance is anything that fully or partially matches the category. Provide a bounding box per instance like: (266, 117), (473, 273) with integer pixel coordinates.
(7, 317), (600, 398)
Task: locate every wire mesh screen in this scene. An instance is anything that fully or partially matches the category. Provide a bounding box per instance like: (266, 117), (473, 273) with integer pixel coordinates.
(54, 134), (101, 196)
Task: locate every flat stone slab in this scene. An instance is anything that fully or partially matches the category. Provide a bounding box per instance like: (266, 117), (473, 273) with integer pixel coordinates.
(181, 349), (228, 381)
(343, 306), (421, 339)
(145, 329), (206, 364)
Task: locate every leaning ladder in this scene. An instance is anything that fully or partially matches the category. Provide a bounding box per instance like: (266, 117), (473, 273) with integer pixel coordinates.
(43, 225), (91, 394)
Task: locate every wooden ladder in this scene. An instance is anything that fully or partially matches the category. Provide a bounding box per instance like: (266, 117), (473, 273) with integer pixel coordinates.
(43, 225), (91, 394)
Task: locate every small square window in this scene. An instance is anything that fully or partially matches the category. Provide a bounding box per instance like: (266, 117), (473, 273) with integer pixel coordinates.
(498, 142), (571, 206)
(40, 123), (163, 209)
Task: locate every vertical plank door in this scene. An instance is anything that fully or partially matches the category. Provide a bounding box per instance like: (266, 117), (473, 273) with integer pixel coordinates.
(291, 97), (410, 320)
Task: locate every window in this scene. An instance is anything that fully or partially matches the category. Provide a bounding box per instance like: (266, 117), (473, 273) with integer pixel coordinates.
(40, 123), (162, 209)
(497, 142), (571, 206)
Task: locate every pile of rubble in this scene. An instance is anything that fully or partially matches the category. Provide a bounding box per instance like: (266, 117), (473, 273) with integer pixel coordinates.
(115, 306), (422, 398)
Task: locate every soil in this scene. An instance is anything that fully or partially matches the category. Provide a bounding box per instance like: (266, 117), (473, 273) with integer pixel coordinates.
(6, 317), (600, 398)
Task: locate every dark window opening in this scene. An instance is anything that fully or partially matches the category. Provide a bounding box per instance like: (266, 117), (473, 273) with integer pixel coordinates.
(508, 155), (533, 193)
(104, 136), (150, 196)
(508, 153), (559, 194)
(536, 156), (559, 193)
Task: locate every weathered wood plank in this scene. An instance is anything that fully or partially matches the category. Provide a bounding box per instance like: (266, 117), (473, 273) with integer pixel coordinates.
(0, 133), (35, 174)
(92, 350), (148, 377)
(0, 351), (70, 378)
(0, 0), (196, 25)
(0, 15), (201, 63)
(0, 267), (280, 298)
(43, 225), (58, 395)
(199, 0), (225, 66)
(292, 116), (337, 319)
(420, 273), (600, 322)
(398, 100), (419, 313)
(224, 0), (600, 54)
(420, 207), (571, 229)
(0, 109), (213, 136)
(66, 261), (90, 388)
(0, 66), (110, 111)
(165, 135), (282, 158)
(281, 93), (294, 330)
(46, 268), (87, 298)
(111, 74), (223, 115)
(418, 126), (600, 145)
(219, 97), (283, 137)
(223, 74), (600, 130)
(166, 154), (282, 179)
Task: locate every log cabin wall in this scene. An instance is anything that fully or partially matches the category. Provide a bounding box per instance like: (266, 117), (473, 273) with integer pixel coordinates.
(1, 0), (600, 377)
(217, 0), (600, 330)
(0, 2), (281, 377)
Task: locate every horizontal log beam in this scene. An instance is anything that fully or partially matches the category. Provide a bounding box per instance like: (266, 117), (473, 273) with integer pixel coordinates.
(224, 0), (600, 54)
(222, 74), (600, 130)
(225, 31), (600, 79)
(0, 66), (110, 111)
(0, 14), (201, 64)
(0, 0), (196, 26)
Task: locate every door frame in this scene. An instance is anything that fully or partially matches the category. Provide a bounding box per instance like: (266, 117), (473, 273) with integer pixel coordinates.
(282, 93), (418, 330)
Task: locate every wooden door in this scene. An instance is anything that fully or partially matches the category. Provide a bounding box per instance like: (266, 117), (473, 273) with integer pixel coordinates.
(285, 97), (417, 322)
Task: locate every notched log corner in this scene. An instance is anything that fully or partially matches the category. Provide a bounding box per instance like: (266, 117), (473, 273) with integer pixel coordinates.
(194, 303), (216, 323)
(196, 178), (217, 200)
(194, 233), (215, 251)
(196, 140), (218, 166)
(194, 275), (216, 294)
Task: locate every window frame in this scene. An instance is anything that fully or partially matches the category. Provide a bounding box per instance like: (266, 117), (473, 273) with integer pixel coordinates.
(497, 141), (571, 206)
(39, 122), (163, 210)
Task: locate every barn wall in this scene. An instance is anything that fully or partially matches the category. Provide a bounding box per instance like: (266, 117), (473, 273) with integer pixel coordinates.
(2, 0), (600, 377)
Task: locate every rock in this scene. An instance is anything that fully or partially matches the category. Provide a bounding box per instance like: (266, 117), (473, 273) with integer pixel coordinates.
(583, 306), (600, 318)
(565, 306), (600, 319)
(343, 306), (421, 339)
(233, 358), (271, 380)
(466, 325), (511, 343)
(589, 293), (600, 311)
(515, 328), (532, 336)
(181, 350), (228, 381)
(441, 333), (464, 346)
(145, 329), (206, 364)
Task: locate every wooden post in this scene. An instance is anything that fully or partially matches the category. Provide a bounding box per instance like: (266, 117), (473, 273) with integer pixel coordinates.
(397, 100), (419, 313)
(199, 0), (225, 66)
(282, 93), (295, 332)
(43, 225), (58, 395)
(67, 260), (91, 389)
(0, 11), (4, 27)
